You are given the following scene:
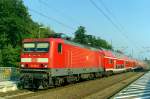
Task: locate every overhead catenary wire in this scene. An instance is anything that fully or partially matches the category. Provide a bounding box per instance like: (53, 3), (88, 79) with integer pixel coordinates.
(89, 0), (143, 55)
(98, 0), (125, 31)
(28, 0), (143, 58)
(38, 0), (140, 53)
(38, 0), (82, 26)
(89, 0), (122, 33)
(38, 0), (105, 37)
(89, 0), (129, 40)
(28, 8), (75, 31)
(97, 0), (144, 52)
(97, 0), (134, 41)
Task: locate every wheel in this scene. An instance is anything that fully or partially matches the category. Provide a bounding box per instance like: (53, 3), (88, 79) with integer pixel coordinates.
(18, 77), (25, 89)
(41, 79), (49, 89)
(34, 82), (40, 89)
(17, 82), (24, 89)
(54, 77), (64, 87)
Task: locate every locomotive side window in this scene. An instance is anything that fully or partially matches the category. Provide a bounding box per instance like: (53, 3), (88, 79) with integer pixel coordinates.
(58, 43), (62, 53)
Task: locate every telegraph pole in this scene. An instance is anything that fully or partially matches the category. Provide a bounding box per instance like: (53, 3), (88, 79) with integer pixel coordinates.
(111, 39), (112, 47)
(131, 48), (133, 58)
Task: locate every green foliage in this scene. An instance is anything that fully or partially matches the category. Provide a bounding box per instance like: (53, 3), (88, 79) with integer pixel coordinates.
(74, 26), (112, 50)
(0, 0), (54, 67)
(35, 25), (55, 38)
(0, 45), (20, 67)
(0, 0), (33, 47)
(74, 26), (87, 44)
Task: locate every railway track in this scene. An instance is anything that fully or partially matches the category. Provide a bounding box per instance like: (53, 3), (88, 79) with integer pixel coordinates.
(0, 72), (143, 99)
(0, 90), (34, 99)
(84, 72), (144, 99)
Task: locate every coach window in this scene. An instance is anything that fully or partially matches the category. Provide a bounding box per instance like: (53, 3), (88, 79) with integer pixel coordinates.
(126, 61), (128, 65)
(116, 65), (118, 69)
(58, 43), (62, 53)
(122, 64), (124, 68)
(109, 59), (113, 64)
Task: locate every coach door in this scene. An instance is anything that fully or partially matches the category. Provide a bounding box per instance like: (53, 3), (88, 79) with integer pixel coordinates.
(114, 60), (116, 69)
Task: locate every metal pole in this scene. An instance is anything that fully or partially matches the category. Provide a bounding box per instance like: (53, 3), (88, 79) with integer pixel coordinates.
(38, 28), (40, 38)
(132, 48), (133, 58)
(38, 27), (45, 38)
(111, 39), (112, 46)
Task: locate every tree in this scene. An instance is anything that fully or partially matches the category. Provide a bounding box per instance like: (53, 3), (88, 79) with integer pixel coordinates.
(0, 0), (33, 47)
(0, 45), (20, 67)
(0, 0), (55, 67)
(74, 26), (112, 50)
(36, 25), (55, 38)
(95, 37), (112, 49)
(74, 26), (87, 44)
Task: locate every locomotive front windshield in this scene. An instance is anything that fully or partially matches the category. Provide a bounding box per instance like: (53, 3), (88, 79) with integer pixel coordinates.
(23, 42), (49, 52)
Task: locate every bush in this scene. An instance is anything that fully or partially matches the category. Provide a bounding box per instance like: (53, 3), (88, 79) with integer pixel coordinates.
(0, 45), (20, 67)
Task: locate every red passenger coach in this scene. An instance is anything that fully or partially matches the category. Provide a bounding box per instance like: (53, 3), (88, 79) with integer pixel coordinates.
(20, 38), (104, 88)
(123, 56), (129, 69)
(102, 50), (116, 73)
(102, 50), (129, 74)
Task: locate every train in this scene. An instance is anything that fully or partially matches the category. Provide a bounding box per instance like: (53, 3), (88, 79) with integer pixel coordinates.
(19, 36), (145, 89)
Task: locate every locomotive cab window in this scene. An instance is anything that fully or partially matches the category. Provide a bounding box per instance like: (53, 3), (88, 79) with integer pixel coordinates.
(36, 42), (49, 52)
(23, 42), (49, 52)
(58, 43), (62, 53)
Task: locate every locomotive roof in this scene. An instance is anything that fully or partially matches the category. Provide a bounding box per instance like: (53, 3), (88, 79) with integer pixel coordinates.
(64, 40), (101, 51)
(23, 38), (102, 51)
(102, 50), (116, 58)
(102, 50), (133, 61)
(23, 38), (50, 42)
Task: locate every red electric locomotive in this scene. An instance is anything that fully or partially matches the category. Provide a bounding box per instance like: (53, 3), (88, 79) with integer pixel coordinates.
(20, 37), (104, 88)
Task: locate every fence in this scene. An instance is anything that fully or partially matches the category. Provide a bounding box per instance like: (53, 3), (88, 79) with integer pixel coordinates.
(0, 67), (20, 81)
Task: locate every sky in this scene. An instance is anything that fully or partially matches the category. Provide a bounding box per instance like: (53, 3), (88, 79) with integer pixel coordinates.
(23, 0), (150, 59)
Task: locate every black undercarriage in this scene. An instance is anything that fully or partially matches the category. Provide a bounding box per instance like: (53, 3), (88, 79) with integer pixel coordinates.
(18, 68), (105, 89)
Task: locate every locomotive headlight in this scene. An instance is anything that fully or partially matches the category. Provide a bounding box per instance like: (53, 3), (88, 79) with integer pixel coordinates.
(21, 64), (25, 68)
(44, 64), (48, 68)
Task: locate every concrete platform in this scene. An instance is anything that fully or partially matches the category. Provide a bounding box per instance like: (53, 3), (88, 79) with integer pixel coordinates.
(113, 71), (150, 99)
(0, 81), (18, 93)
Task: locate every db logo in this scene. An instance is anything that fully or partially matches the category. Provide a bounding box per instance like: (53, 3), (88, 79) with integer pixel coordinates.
(32, 58), (37, 62)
